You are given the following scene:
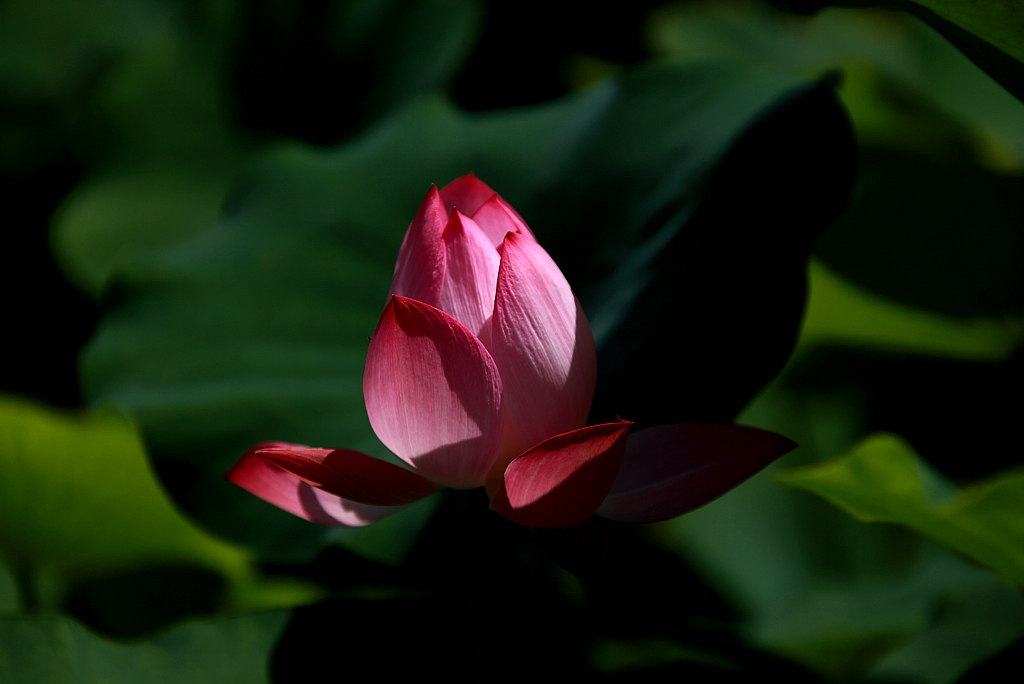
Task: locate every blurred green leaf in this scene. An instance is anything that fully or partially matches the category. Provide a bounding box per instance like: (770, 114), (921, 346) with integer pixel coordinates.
(650, 1), (1024, 318)
(0, 395), (318, 612)
(54, 171), (235, 297)
(0, 610), (288, 684)
(799, 259), (1024, 360)
(908, 0), (1024, 65)
(0, 565), (17, 616)
(0, 0), (168, 174)
(767, 0), (1024, 103)
(49, 13), (247, 297)
(589, 637), (741, 674)
(652, 376), (1024, 682)
(48, 0), (483, 297)
(649, 0), (1024, 165)
(777, 433), (1024, 589)
(332, 0), (483, 119)
(79, 60), (853, 560)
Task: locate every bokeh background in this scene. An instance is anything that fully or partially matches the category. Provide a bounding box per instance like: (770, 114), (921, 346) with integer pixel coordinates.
(1, 1), (1023, 681)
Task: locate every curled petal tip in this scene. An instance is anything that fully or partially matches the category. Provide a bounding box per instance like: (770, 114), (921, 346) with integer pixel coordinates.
(490, 421), (632, 528)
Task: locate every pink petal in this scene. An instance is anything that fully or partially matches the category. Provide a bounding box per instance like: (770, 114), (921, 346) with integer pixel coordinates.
(438, 174), (495, 217)
(225, 443), (404, 527)
(434, 211), (500, 337)
(256, 447), (441, 506)
(391, 185), (447, 305)
(389, 187), (499, 337)
(596, 423), (797, 524)
(490, 231), (597, 449)
(489, 421), (632, 528)
(470, 194), (535, 249)
(364, 296), (504, 489)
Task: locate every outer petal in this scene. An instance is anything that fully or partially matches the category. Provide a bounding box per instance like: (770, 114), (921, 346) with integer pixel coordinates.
(226, 443), (403, 527)
(390, 185), (447, 305)
(470, 194), (535, 248)
(490, 421), (632, 528)
(364, 296), (503, 489)
(435, 211), (500, 337)
(256, 447), (441, 506)
(596, 423), (797, 524)
(439, 173), (495, 217)
(490, 231), (597, 448)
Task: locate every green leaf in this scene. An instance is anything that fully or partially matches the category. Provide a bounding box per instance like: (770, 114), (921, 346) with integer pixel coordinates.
(0, 610), (288, 684)
(334, 0), (483, 119)
(776, 432), (1024, 589)
(0, 395), (318, 612)
(799, 258), (1024, 360)
(46, 0), (483, 297)
(767, 0), (1024, 103)
(649, 1), (1024, 317)
(908, 0), (1024, 77)
(651, 376), (1024, 682)
(79, 59), (854, 560)
(53, 171), (235, 298)
(49, 18), (247, 297)
(649, 0), (1024, 166)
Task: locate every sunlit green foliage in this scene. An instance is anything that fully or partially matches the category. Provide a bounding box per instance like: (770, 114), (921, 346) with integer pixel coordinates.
(0, 609), (288, 684)
(778, 433), (1024, 589)
(0, 396), (317, 612)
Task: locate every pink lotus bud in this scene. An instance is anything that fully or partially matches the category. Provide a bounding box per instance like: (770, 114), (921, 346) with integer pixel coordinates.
(227, 177), (796, 530)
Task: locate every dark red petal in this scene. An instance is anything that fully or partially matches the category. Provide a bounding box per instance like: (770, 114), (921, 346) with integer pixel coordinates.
(256, 446), (441, 506)
(596, 423), (797, 524)
(490, 421), (632, 528)
(225, 444), (404, 527)
(439, 174), (496, 217)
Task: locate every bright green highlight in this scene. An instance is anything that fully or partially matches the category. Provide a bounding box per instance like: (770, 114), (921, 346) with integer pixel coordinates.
(799, 259), (1024, 360)
(777, 433), (1024, 589)
(0, 396), (319, 612)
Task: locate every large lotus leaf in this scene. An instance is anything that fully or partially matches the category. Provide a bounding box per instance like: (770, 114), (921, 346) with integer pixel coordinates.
(777, 433), (1024, 589)
(0, 395), (317, 613)
(652, 376), (1024, 683)
(768, 0), (1024, 103)
(0, 610), (288, 684)
(48, 0), (482, 297)
(649, 0), (1024, 317)
(0, 0), (167, 173)
(79, 59), (854, 561)
(50, 31), (246, 297)
(814, 147), (1024, 317)
(652, 0), (1024, 167)
(908, 0), (1024, 68)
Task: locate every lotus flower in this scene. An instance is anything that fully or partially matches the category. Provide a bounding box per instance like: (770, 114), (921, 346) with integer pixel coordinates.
(227, 175), (795, 529)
